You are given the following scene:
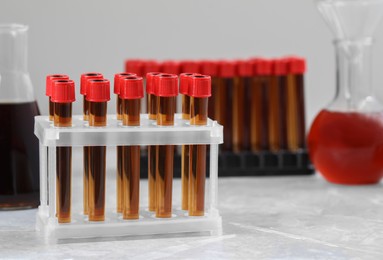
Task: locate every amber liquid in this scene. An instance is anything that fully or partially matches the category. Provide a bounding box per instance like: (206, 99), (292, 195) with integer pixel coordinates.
(308, 110), (383, 184)
(250, 76), (270, 151)
(181, 94), (190, 210)
(208, 77), (218, 120)
(54, 103), (72, 223)
(216, 77), (234, 151)
(83, 95), (89, 215)
(233, 77), (251, 152)
(88, 102), (107, 221)
(268, 76), (287, 151)
(122, 99), (141, 219)
(189, 97), (208, 216)
(156, 97), (175, 218)
(0, 101), (40, 209)
(147, 93), (157, 211)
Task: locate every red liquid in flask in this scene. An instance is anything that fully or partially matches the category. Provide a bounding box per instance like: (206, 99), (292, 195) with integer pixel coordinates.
(0, 101), (40, 208)
(308, 109), (383, 184)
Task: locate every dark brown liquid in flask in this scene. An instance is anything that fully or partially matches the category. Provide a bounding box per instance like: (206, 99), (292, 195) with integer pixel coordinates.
(0, 101), (40, 209)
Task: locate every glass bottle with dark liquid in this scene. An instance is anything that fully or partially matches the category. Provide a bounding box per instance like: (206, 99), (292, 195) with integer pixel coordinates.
(308, 0), (383, 184)
(0, 24), (40, 209)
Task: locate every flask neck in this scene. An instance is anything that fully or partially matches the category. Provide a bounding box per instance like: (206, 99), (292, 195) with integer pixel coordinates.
(332, 38), (382, 112)
(0, 24), (34, 103)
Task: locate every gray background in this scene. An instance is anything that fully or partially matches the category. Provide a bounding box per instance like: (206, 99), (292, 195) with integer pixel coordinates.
(2, 0), (383, 127)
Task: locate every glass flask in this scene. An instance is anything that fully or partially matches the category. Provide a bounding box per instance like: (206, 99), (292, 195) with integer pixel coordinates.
(0, 24), (40, 208)
(308, 0), (383, 184)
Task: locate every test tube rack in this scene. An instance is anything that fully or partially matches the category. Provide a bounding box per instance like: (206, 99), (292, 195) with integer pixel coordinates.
(34, 114), (223, 240)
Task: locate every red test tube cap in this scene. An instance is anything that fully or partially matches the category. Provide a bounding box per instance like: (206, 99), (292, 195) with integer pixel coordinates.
(146, 72), (163, 95)
(287, 57), (306, 74)
(272, 58), (289, 76)
(119, 76), (144, 99)
(80, 73), (103, 95)
(46, 74), (69, 96)
(252, 58), (272, 76)
(179, 73), (199, 95)
(161, 60), (180, 74)
(155, 74), (178, 97)
(180, 60), (200, 73)
(125, 59), (145, 76)
(142, 60), (161, 76)
(86, 79), (111, 102)
(189, 75), (211, 98)
(114, 72), (137, 94)
(218, 60), (236, 78)
(237, 60), (253, 77)
(51, 79), (76, 103)
(200, 60), (218, 77)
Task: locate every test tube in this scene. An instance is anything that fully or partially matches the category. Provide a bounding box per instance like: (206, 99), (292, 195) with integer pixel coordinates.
(80, 73), (103, 215)
(46, 75), (69, 121)
(120, 76), (144, 219)
(286, 57), (306, 151)
(233, 60), (252, 152)
(86, 79), (110, 221)
(51, 79), (75, 223)
(113, 73), (137, 214)
(269, 59), (288, 151)
(155, 73), (178, 218)
(250, 58), (272, 152)
(188, 75), (211, 216)
(146, 72), (162, 211)
(200, 60), (218, 120)
(179, 73), (194, 210)
(217, 61), (236, 151)
(142, 60), (161, 114)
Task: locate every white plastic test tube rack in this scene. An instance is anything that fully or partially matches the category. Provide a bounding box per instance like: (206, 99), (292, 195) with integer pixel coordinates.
(34, 114), (223, 240)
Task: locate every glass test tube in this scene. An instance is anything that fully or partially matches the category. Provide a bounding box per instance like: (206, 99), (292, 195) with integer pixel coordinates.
(80, 73), (103, 215)
(189, 75), (211, 216)
(51, 79), (75, 223)
(46, 75), (69, 121)
(217, 61), (236, 151)
(269, 60), (288, 152)
(114, 73), (137, 214)
(146, 72), (161, 211)
(87, 79), (110, 221)
(120, 76), (143, 220)
(179, 73), (193, 210)
(250, 59), (272, 152)
(155, 74), (178, 218)
(233, 61), (252, 152)
(286, 58), (306, 151)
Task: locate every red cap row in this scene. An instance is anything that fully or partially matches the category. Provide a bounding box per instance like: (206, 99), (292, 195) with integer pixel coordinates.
(125, 57), (306, 78)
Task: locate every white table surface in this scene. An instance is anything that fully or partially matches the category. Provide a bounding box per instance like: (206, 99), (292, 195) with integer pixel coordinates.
(1, 175), (383, 259)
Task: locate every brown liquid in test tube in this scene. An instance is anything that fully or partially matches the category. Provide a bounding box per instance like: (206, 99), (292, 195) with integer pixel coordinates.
(269, 59), (288, 152)
(46, 75), (69, 121)
(155, 74), (178, 218)
(80, 73), (103, 215)
(217, 61), (236, 151)
(113, 73), (137, 214)
(119, 76), (143, 219)
(179, 73), (194, 210)
(233, 60), (252, 152)
(250, 59), (272, 152)
(146, 72), (161, 211)
(86, 79), (110, 221)
(188, 75), (211, 216)
(286, 57), (306, 151)
(51, 79), (75, 223)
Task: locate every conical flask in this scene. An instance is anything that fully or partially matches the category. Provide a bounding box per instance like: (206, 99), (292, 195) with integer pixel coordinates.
(308, 0), (383, 184)
(0, 24), (40, 209)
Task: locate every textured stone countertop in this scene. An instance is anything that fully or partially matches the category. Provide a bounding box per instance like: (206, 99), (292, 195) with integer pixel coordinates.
(1, 175), (383, 259)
